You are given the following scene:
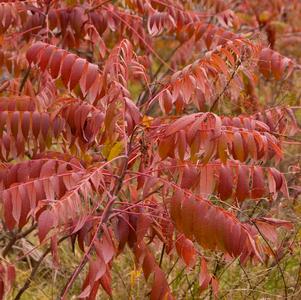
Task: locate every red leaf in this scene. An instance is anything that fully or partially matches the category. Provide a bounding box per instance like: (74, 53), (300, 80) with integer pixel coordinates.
(61, 54), (77, 87)
(211, 277), (219, 298)
(199, 164), (216, 198)
(38, 210), (54, 242)
(192, 200), (216, 250)
(233, 132), (245, 162)
(165, 114), (195, 136)
(199, 257), (211, 292)
(236, 165), (250, 202)
(253, 217), (293, 244)
(95, 227), (115, 264)
(175, 234), (196, 267)
(142, 250), (156, 281)
(116, 214), (129, 252)
(176, 130), (186, 160)
(180, 165), (198, 189)
(169, 190), (183, 232)
(170, 193), (261, 259)
(50, 49), (66, 79)
(3, 192), (16, 230)
(39, 45), (55, 72)
(69, 58), (87, 90)
(26, 42), (46, 65)
(136, 213), (152, 244)
(251, 166), (265, 199)
(217, 131), (228, 163)
(150, 268), (172, 300)
(246, 132), (257, 160)
(158, 135), (174, 159)
(280, 173), (289, 198)
(100, 270), (112, 297)
(269, 168), (283, 191)
(180, 196), (195, 239)
(218, 165), (233, 200)
(85, 63), (99, 91)
(258, 48), (271, 79)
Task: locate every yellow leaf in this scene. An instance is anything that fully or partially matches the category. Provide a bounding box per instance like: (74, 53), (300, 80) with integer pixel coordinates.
(259, 11), (271, 23)
(142, 115), (153, 128)
(66, 0), (77, 6)
(107, 142), (123, 161)
(130, 268), (142, 287)
(297, 228), (301, 239)
(81, 153), (93, 164)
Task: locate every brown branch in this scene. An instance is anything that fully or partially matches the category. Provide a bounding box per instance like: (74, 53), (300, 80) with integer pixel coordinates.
(18, 67), (31, 95)
(87, 0), (111, 12)
(14, 235), (69, 300)
(60, 127), (139, 298)
(239, 261), (255, 300)
(137, 44), (181, 108)
(159, 244), (165, 267)
(293, 250), (301, 296)
(252, 222), (288, 299)
(210, 61), (242, 112)
(2, 225), (37, 258)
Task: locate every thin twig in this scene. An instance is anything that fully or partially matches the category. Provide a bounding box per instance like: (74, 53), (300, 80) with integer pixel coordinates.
(168, 267), (185, 286)
(18, 67), (31, 95)
(159, 244), (165, 267)
(2, 224), (37, 258)
(87, 0), (111, 12)
(210, 256), (222, 300)
(14, 235), (69, 300)
(252, 222), (288, 299)
(210, 61), (242, 111)
(60, 126), (138, 298)
(292, 245), (301, 296)
(167, 257), (179, 278)
(239, 261), (255, 300)
(184, 274), (195, 300)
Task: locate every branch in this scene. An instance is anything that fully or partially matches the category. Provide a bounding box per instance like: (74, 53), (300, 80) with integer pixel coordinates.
(18, 67), (31, 95)
(87, 0), (111, 12)
(2, 224), (37, 258)
(14, 235), (69, 300)
(210, 60), (242, 111)
(60, 126), (138, 298)
(252, 222), (288, 299)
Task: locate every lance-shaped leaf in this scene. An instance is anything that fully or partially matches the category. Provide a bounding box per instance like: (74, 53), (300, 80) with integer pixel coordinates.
(252, 217), (293, 243)
(253, 106), (299, 135)
(0, 101), (65, 160)
(153, 35), (258, 112)
(26, 42), (103, 103)
(199, 257), (218, 297)
(51, 164), (107, 229)
(79, 228), (115, 300)
(164, 160), (288, 201)
(0, 158), (85, 230)
(169, 190), (262, 260)
(259, 48), (294, 80)
(158, 113), (282, 163)
(132, 241), (173, 300)
(0, 262), (15, 300)
(175, 234), (196, 268)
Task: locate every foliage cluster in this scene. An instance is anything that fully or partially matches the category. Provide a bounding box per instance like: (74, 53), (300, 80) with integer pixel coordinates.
(0, 0), (300, 299)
